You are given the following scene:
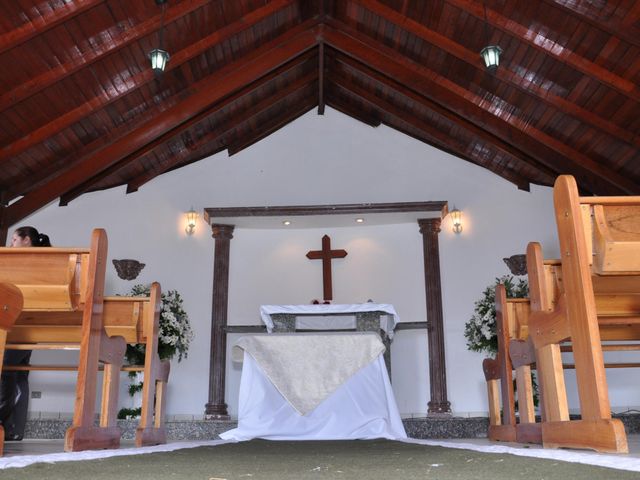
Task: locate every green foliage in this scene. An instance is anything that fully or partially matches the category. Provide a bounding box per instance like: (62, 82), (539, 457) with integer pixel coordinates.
(117, 407), (141, 420)
(124, 284), (194, 365)
(463, 275), (528, 357)
(118, 284), (194, 419)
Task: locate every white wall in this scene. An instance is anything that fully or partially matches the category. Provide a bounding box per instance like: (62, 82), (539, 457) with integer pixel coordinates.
(15, 107), (629, 420)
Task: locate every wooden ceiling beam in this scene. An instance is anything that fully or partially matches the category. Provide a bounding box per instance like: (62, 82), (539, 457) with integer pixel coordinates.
(351, 0), (639, 148)
(129, 88), (316, 193)
(384, 117), (531, 192)
(331, 51), (558, 184)
(125, 71), (317, 193)
(539, 0), (640, 48)
(318, 41), (326, 115)
(442, 0), (640, 102)
(331, 77), (532, 190)
(0, 0), (105, 55)
(0, 0), (216, 112)
(321, 22), (638, 195)
(58, 50), (317, 205)
(10, 20), (319, 202)
(0, 0), (298, 164)
(2, 24), (319, 227)
(326, 97), (381, 127)
(227, 100), (317, 157)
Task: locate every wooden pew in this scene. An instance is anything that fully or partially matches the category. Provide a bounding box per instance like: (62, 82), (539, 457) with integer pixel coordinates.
(4, 284), (170, 448)
(525, 174), (640, 453)
(0, 230), (168, 452)
(0, 282), (23, 455)
(483, 285), (540, 444)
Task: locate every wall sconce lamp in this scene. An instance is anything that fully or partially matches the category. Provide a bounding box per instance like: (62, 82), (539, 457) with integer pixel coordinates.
(450, 208), (463, 234)
(185, 208), (198, 235)
(480, 4), (502, 71)
(149, 0), (170, 73)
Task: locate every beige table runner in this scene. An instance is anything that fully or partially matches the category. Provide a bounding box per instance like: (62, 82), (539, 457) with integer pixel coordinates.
(232, 332), (385, 415)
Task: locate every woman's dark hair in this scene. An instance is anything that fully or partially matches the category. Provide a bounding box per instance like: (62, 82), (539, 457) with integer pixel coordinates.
(14, 226), (51, 247)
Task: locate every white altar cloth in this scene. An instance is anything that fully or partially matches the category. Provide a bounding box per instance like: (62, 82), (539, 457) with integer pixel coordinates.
(220, 332), (406, 441)
(259, 303), (400, 338)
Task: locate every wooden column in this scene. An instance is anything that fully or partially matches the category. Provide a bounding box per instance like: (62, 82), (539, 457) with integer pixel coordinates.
(0, 192), (8, 246)
(418, 218), (451, 415)
(205, 223), (235, 419)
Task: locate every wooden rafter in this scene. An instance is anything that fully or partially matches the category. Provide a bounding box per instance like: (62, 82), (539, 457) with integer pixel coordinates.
(331, 77), (532, 189)
(3, 25), (319, 227)
(326, 97), (381, 127)
(444, 0), (640, 101)
(59, 50), (318, 205)
(539, 0), (640, 48)
(331, 51), (558, 184)
(0, 0), (105, 55)
(318, 42), (326, 115)
(0, 0), (298, 165)
(0, 0), (214, 112)
(227, 99), (317, 156)
(353, 0), (640, 148)
(321, 22), (639, 195)
(126, 71), (317, 193)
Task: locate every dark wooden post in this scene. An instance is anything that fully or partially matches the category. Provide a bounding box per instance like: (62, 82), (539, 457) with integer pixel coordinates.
(205, 223), (235, 419)
(0, 192), (8, 246)
(418, 218), (451, 415)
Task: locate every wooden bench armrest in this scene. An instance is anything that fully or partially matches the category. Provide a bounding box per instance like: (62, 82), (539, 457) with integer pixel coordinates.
(0, 282), (23, 330)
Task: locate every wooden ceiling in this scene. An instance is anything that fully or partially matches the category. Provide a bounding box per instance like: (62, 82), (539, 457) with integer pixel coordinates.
(1, 0), (639, 231)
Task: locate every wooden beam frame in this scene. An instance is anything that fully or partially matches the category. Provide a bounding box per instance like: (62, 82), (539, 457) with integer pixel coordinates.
(321, 21), (639, 195)
(326, 97), (381, 127)
(227, 100), (317, 156)
(0, 0), (105, 55)
(354, 0), (639, 149)
(126, 72), (318, 193)
(539, 0), (640, 48)
(0, 0), (214, 112)
(3, 24), (319, 227)
(443, 0), (640, 102)
(329, 50), (558, 185)
(0, 0), (298, 167)
(59, 50), (318, 205)
(330, 78), (531, 189)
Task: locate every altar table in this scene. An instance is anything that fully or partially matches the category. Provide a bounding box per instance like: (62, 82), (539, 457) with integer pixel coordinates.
(259, 303), (400, 338)
(220, 332), (407, 441)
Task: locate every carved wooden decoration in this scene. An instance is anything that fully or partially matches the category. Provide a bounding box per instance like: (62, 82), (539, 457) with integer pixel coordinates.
(112, 259), (145, 280)
(503, 254), (527, 276)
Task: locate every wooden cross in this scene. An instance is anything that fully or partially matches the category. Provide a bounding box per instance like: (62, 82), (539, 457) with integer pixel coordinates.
(306, 234), (347, 301)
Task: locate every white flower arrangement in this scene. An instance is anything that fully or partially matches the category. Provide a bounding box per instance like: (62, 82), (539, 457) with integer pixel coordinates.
(125, 284), (194, 363)
(119, 284), (194, 419)
(463, 275), (528, 357)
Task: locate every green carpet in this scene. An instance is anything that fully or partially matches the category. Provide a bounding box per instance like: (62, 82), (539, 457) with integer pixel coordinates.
(0, 439), (637, 479)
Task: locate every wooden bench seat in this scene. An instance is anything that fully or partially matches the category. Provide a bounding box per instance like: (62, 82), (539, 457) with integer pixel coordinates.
(510, 175), (640, 453)
(0, 229), (168, 454)
(485, 275), (640, 449)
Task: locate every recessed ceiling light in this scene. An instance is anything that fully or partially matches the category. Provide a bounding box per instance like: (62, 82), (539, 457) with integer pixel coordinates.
(356, 218), (364, 223)
(282, 220), (291, 226)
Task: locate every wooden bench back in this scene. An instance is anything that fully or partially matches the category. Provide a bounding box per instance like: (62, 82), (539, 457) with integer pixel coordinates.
(0, 248), (91, 311)
(570, 189), (640, 274)
(503, 298), (530, 341)
(531, 252), (640, 342)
